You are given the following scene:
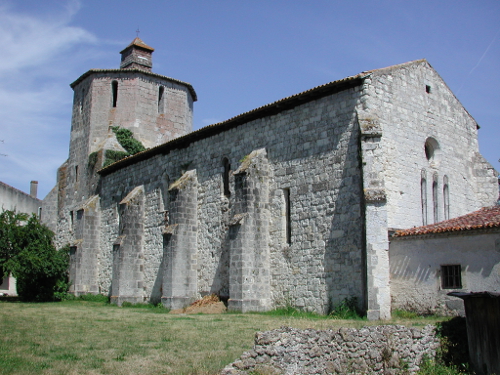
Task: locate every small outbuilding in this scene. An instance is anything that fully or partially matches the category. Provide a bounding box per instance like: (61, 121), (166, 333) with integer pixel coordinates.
(390, 206), (500, 315)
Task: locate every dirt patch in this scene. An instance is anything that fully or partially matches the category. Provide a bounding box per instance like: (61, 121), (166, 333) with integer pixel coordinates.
(169, 294), (227, 314)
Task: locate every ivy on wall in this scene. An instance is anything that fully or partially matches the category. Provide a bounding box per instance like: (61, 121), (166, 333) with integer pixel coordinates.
(112, 126), (145, 155)
(88, 127), (146, 168)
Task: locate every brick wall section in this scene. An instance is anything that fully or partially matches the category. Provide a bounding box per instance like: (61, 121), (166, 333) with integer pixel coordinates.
(221, 325), (439, 375)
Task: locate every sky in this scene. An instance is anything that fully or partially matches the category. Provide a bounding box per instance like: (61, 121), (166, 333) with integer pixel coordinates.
(0, 0), (499, 199)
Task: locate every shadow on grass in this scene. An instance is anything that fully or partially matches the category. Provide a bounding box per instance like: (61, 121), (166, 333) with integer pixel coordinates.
(435, 317), (470, 368)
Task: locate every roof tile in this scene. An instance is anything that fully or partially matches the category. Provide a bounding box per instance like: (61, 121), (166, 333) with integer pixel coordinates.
(394, 206), (500, 237)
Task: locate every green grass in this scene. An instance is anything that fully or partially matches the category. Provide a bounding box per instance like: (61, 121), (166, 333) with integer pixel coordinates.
(0, 300), (463, 375)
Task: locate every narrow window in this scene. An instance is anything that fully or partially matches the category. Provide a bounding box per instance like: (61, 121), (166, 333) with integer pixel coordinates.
(284, 188), (291, 245)
(433, 180), (438, 223)
(80, 89), (85, 114)
(441, 265), (462, 289)
(158, 86), (165, 114)
(111, 80), (118, 108)
(421, 176), (427, 226)
(443, 176), (450, 220)
(75, 165), (79, 182)
(37, 207), (42, 219)
(223, 157), (231, 197)
(426, 85), (431, 94)
(76, 209), (84, 221)
(70, 211), (74, 230)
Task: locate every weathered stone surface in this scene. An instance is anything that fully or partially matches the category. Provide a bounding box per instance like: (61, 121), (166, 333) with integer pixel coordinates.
(221, 325), (440, 375)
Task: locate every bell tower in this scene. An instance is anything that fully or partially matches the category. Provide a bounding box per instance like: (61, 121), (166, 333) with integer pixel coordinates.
(120, 37), (154, 71)
(54, 39), (197, 295)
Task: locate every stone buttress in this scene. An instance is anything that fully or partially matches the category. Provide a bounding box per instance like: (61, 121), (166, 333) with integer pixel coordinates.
(357, 109), (391, 320)
(161, 170), (198, 309)
(68, 195), (101, 295)
(228, 149), (271, 312)
(110, 186), (146, 304)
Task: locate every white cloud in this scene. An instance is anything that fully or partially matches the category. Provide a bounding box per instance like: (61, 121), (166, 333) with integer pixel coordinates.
(0, 0), (96, 198)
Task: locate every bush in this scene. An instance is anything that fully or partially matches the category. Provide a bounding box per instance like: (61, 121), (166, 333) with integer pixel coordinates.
(0, 210), (70, 302)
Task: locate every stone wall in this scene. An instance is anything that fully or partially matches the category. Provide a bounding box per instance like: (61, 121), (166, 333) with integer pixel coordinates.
(97, 84), (366, 313)
(222, 325), (439, 375)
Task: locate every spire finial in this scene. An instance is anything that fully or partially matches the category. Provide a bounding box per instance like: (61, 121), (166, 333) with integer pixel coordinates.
(136, 28), (140, 37)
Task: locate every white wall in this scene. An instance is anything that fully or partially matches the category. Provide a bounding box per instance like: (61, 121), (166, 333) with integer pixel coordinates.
(390, 229), (500, 315)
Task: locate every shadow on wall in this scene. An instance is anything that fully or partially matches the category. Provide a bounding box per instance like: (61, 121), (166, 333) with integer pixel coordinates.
(323, 117), (365, 314)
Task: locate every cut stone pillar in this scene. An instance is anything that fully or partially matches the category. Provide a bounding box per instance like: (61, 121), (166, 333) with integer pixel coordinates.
(110, 186), (145, 305)
(358, 110), (391, 320)
(161, 170), (198, 310)
(69, 195), (101, 295)
(228, 148), (271, 312)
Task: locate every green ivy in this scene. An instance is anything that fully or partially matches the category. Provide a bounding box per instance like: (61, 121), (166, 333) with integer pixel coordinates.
(100, 127), (146, 167)
(103, 150), (129, 168)
(88, 151), (98, 169)
(112, 126), (145, 155)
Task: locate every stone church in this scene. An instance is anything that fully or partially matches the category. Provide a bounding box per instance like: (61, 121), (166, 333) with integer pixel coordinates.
(42, 37), (498, 320)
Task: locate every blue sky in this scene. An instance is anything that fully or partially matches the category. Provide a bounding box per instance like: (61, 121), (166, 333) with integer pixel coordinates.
(0, 0), (499, 198)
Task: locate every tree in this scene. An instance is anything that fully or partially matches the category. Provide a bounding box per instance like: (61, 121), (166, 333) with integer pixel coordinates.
(0, 210), (69, 301)
(0, 210), (27, 280)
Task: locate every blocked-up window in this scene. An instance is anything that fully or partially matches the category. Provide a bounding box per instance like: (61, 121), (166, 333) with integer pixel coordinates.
(421, 176), (427, 226)
(443, 176), (450, 220)
(432, 179), (438, 223)
(441, 265), (462, 289)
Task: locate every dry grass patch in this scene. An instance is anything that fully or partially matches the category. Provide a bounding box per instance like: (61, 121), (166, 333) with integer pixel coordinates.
(0, 300), (447, 375)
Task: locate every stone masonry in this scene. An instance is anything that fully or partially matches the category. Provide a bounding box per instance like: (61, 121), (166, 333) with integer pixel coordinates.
(43, 38), (498, 319)
(221, 325), (440, 374)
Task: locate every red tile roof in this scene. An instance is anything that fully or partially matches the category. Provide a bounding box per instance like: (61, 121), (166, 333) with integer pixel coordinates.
(394, 206), (500, 237)
(121, 37), (154, 53)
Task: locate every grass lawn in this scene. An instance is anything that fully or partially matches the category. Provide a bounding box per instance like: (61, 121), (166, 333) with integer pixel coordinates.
(0, 300), (449, 375)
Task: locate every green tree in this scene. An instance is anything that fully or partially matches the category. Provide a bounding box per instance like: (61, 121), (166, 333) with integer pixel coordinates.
(0, 210), (28, 280)
(0, 210), (69, 301)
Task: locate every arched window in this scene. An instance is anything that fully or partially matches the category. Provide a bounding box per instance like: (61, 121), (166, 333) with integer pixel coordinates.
(158, 86), (165, 114)
(111, 81), (118, 108)
(432, 173), (439, 223)
(424, 137), (440, 162)
(421, 170), (427, 226)
(443, 176), (450, 220)
(222, 157), (231, 197)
